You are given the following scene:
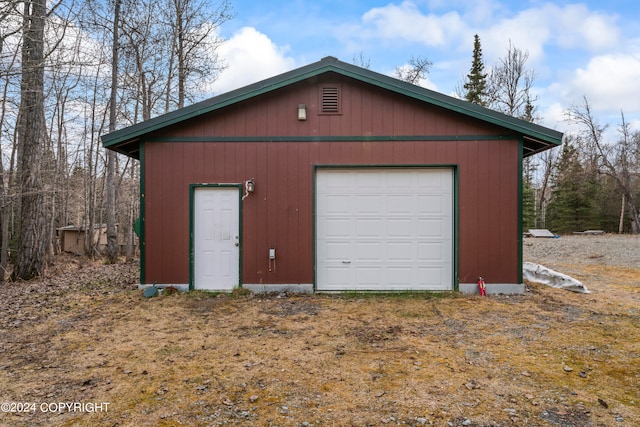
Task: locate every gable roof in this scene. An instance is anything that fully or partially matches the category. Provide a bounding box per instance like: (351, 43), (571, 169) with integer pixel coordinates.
(102, 56), (563, 159)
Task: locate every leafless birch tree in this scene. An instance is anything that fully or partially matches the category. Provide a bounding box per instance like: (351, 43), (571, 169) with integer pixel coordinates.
(565, 98), (640, 234)
(105, 0), (121, 263)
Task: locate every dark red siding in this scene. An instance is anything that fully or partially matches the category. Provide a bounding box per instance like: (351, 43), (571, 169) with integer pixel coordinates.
(143, 75), (520, 286)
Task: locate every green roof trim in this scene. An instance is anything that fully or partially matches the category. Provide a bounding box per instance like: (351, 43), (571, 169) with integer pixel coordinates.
(102, 56), (563, 158)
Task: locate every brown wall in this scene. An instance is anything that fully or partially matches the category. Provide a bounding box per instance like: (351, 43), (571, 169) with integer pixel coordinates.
(143, 76), (520, 286)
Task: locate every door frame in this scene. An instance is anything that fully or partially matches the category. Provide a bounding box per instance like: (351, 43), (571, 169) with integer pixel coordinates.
(313, 165), (459, 292)
(189, 183), (243, 291)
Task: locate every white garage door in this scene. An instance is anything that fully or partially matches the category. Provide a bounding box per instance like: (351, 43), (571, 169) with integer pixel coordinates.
(316, 168), (453, 291)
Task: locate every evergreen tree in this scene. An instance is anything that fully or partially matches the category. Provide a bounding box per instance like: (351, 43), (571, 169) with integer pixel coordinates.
(547, 142), (598, 233)
(463, 34), (488, 106)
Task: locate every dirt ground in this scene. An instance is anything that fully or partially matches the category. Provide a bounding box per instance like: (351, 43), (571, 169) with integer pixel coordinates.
(0, 235), (638, 426)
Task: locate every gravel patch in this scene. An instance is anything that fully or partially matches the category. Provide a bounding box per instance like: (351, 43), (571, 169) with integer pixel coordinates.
(523, 234), (640, 268)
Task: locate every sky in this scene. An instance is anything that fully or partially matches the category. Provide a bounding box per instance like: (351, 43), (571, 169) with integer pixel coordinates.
(206, 0), (640, 139)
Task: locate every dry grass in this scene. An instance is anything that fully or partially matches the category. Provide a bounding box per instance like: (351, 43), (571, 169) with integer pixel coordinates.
(0, 244), (638, 426)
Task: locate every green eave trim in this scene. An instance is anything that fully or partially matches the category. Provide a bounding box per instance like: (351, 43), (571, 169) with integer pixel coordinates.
(146, 134), (523, 143)
(102, 56), (563, 152)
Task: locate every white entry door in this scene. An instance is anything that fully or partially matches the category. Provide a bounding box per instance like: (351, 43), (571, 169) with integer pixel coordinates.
(316, 168), (453, 291)
(193, 187), (240, 290)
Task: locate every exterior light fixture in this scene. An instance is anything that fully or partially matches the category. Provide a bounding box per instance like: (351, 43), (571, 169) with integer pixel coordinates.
(246, 179), (255, 193)
(242, 179), (255, 201)
(297, 104), (307, 121)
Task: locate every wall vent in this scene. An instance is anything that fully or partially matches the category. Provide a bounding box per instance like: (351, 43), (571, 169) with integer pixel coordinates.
(320, 86), (341, 113)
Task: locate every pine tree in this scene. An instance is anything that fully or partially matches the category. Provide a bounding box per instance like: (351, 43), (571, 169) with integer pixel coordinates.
(547, 142), (598, 233)
(463, 34), (488, 106)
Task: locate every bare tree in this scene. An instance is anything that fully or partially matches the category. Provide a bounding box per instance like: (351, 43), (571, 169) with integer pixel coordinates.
(487, 41), (537, 120)
(0, 0), (230, 275)
(533, 148), (558, 228)
(0, 1), (22, 282)
(46, 46), (81, 256)
(117, 157), (138, 261)
(105, 0), (121, 263)
(0, 19), (21, 281)
(394, 55), (432, 85)
(565, 98), (640, 233)
(84, 60), (109, 257)
(352, 51), (370, 69)
(167, 0), (231, 109)
(119, 0), (171, 122)
(13, 0), (49, 279)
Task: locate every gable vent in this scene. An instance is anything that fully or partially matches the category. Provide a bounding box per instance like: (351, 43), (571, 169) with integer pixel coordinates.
(321, 86), (341, 113)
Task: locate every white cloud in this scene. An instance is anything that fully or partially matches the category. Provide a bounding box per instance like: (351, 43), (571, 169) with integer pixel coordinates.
(362, 1), (465, 47)
(356, 2), (620, 68)
(537, 102), (568, 132)
(482, 4), (619, 66)
(482, 11), (550, 64)
(553, 4), (619, 51)
(346, 0), (627, 126)
(569, 54), (640, 115)
(209, 27), (297, 94)
(424, 0), (502, 23)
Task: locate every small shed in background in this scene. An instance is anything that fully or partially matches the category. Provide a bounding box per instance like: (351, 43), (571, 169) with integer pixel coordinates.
(57, 225), (108, 255)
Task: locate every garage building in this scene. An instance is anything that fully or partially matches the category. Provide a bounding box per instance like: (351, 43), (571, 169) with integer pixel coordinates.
(102, 56), (562, 293)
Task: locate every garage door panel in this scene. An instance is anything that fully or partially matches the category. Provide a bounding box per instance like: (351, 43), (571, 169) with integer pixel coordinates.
(386, 267), (413, 286)
(386, 172), (411, 190)
(418, 194), (446, 214)
(418, 171), (447, 189)
(319, 172), (351, 191)
(354, 242), (381, 260)
(356, 219), (383, 237)
(418, 218), (447, 238)
(418, 242), (446, 260)
(325, 266), (352, 287)
(356, 172), (383, 191)
(387, 242), (412, 259)
(387, 194), (414, 213)
(355, 195), (384, 214)
(324, 196), (352, 214)
(322, 218), (351, 237)
(387, 218), (413, 237)
(319, 241), (350, 260)
(357, 267), (383, 286)
(317, 168), (453, 291)
(418, 267), (445, 289)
